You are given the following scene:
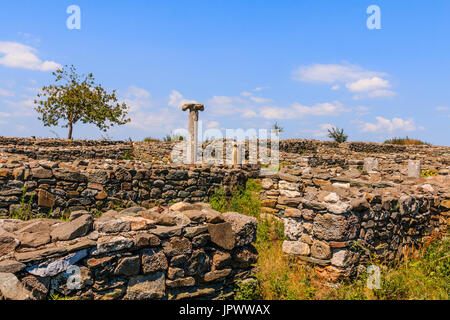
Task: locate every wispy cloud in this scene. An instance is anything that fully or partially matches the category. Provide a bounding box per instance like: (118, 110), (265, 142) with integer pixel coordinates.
(168, 90), (197, 109)
(292, 63), (395, 99)
(0, 88), (14, 97)
(0, 41), (61, 71)
(361, 116), (421, 133)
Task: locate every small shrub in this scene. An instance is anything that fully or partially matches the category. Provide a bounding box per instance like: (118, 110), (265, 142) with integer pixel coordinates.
(121, 149), (134, 160)
(10, 187), (34, 220)
(163, 133), (185, 142)
(327, 126), (348, 143)
(421, 168), (438, 177)
(234, 279), (261, 300)
(384, 136), (431, 146)
(143, 137), (160, 143)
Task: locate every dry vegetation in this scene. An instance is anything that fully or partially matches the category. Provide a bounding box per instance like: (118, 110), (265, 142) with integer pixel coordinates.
(210, 180), (449, 300)
(384, 137), (431, 146)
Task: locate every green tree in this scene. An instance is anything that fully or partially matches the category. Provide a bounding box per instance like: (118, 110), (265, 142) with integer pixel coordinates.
(34, 65), (130, 139)
(327, 126), (348, 143)
(272, 122), (284, 136)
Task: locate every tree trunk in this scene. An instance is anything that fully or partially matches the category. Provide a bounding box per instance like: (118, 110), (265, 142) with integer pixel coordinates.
(68, 121), (73, 140)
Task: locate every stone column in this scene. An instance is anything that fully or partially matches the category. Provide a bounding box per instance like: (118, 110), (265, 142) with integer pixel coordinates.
(182, 103), (204, 164)
(408, 160), (421, 178)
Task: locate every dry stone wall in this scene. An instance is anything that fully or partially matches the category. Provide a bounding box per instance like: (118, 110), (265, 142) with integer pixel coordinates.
(0, 136), (133, 161)
(0, 202), (258, 300)
(260, 168), (449, 281)
(0, 156), (259, 219)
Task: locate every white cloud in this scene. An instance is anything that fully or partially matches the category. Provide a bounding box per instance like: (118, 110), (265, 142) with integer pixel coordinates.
(0, 41), (61, 71)
(122, 86), (152, 113)
(119, 86), (183, 133)
(254, 86), (270, 92)
(331, 85), (340, 90)
(366, 89), (396, 98)
(293, 63), (385, 83)
(0, 88), (14, 97)
(346, 77), (390, 92)
(206, 121), (220, 129)
(259, 101), (347, 120)
(361, 116), (418, 133)
(314, 123), (334, 137)
(168, 90), (197, 109)
(292, 63), (394, 99)
(436, 106), (449, 111)
(249, 96), (272, 104)
(1, 98), (36, 116)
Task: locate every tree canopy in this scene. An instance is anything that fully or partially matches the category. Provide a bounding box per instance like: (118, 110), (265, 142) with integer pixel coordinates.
(34, 65), (130, 139)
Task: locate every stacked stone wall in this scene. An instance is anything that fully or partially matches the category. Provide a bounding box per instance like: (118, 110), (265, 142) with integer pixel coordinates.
(0, 203), (258, 300)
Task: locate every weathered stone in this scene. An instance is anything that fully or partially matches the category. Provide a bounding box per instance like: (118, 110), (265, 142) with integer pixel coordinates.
(15, 245), (67, 263)
(350, 198), (370, 212)
(0, 259), (26, 273)
(302, 209), (316, 220)
(261, 178), (274, 189)
(50, 215), (93, 241)
(114, 255), (140, 276)
(151, 225), (183, 238)
(282, 240), (310, 256)
(141, 249), (168, 274)
(310, 240), (332, 260)
(184, 225), (208, 238)
(93, 236), (134, 255)
(331, 249), (359, 268)
(284, 208), (302, 218)
(94, 219), (131, 234)
(0, 232), (20, 256)
(222, 212), (257, 247)
(167, 267), (185, 280)
(208, 222), (235, 250)
(0, 272), (31, 300)
(21, 275), (49, 300)
(313, 213), (359, 241)
(212, 251), (231, 269)
(162, 237), (192, 257)
(261, 198), (277, 208)
(135, 233), (160, 247)
(87, 256), (113, 268)
(324, 192), (340, 203)
(16, 231), (50, 248)
(69, 210), (90, 221)
(283, 217), (303, 240)
(326, 202), (351, 214)
(31, 167), (53, 179)
(166, 277), (195, 288)
(203, 268), (232, 282)
(37, 189), (54, 208)
(125, 272), (165, 300)
(232, 245), (258, 268)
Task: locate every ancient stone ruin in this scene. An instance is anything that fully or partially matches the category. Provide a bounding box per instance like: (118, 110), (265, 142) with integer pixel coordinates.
(0, 136), (449, 299)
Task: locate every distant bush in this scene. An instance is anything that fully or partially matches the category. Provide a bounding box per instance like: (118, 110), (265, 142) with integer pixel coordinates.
(142, 137), (160, 143)
(327, 126), (348, 143)
(384, 137), (431, 146)
(162, 134), (185, 142)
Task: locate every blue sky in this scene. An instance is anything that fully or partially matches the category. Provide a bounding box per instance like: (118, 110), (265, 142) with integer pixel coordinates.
(0, 0), (449, 145)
